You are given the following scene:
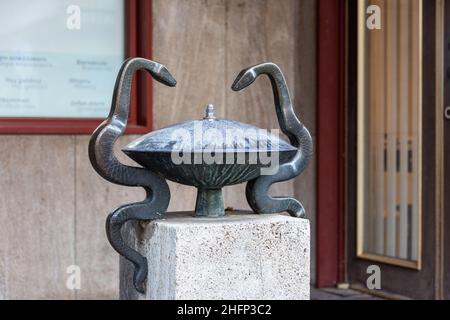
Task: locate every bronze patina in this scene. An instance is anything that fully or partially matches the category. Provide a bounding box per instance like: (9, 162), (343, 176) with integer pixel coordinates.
(89, 57), (312, 293)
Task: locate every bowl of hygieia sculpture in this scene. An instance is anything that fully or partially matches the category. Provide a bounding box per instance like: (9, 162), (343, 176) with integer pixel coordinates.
(89, 57), (312, 293)
(122, 103), (299, 217)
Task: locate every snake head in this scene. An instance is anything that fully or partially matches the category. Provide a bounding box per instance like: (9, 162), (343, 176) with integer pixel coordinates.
(152, 64), (177, 87)
(231, 67), (257, 91)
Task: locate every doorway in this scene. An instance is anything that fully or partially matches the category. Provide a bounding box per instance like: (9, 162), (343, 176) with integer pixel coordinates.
(346, 0), (445, 299)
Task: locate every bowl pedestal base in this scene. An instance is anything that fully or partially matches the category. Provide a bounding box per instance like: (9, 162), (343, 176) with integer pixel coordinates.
(194, 188), (225, 217)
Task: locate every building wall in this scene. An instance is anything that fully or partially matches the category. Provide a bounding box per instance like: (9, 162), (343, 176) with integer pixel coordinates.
(0, 0), (316, 299)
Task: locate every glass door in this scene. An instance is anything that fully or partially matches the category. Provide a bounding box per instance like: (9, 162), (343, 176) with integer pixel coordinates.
(356, 0), (422, 267)
(346, 0), (441, 299)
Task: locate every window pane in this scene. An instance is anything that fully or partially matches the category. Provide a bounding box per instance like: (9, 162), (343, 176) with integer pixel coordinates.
(358, 0), (421, 262)
(0, 0), (124, 118)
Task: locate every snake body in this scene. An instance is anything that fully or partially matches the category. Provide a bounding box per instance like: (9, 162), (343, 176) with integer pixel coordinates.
(90, 59), (310, 294)
(231, 63), (313, 218)
(89, 57), (176, 293)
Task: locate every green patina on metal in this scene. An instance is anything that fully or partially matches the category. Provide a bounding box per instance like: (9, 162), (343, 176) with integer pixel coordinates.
(195, 188), (225, 217)
(89, 57), (313, 293)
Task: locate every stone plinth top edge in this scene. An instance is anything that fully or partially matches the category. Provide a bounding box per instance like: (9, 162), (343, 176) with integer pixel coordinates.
(149, 211), (309, 227)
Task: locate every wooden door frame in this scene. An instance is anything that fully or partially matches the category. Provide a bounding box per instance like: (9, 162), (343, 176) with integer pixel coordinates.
(316, 0), (347, 287)
(443, 0), (450, 300)
(344, 0), (438, 299)
(316, 1), (444, 299)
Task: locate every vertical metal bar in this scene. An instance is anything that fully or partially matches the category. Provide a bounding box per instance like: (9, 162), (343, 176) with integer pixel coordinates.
(385, 0), (398, 257)
(370, 0), (386, 255)
(410, 0), (421, 261)
(368, 2), (375, 253)
(434, 0), (444, 298)
(398, 0), (410, 259)
(356, 0), (366, 256)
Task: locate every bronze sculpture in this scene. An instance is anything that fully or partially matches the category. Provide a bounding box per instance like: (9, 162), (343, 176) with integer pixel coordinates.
(89, 57), (312, 293)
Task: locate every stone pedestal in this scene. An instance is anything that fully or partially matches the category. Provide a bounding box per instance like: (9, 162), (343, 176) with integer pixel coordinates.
(120, 211), (310, 300)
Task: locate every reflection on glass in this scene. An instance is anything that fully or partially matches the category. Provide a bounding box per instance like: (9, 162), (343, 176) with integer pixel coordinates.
(0, 0), (124, 118)
(359, 0), (421, 262)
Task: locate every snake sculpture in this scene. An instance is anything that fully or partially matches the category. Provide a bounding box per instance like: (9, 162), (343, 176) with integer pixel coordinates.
(232, 62), (313, 218)
(89, 57), (176, 293)
(89, 59), (312, 294)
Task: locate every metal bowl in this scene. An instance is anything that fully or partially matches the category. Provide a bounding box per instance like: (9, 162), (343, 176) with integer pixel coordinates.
(122, 105), (298, 216)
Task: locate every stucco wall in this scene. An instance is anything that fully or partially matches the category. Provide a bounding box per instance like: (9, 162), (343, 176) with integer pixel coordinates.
(0, 0), (316, 299)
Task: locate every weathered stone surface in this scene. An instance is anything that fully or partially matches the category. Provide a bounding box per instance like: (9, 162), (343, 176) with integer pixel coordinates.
(121, 211), (310, 300)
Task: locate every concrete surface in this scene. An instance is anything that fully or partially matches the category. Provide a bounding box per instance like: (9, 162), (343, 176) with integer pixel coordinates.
(120, 211), (310, 300)
(311, 287), (384, 300)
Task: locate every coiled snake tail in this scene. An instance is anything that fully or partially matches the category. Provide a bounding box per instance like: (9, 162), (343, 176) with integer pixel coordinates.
(89, 58), (175, 293)
(232, 62), (313, 218)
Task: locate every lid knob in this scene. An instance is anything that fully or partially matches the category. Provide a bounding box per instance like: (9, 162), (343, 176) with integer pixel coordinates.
(203, 103), (216, 120)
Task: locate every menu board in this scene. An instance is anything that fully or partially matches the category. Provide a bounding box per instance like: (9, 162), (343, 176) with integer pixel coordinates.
(0, 0), (124, 118)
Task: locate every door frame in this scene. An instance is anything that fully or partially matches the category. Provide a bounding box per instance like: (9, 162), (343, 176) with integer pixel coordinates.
(344, 0), (441, 299)
(442, 0), (450, 300)
(316, 0), (347, 288)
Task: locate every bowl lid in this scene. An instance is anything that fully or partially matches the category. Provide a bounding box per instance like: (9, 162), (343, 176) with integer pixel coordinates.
(123, 104), (297, 154)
